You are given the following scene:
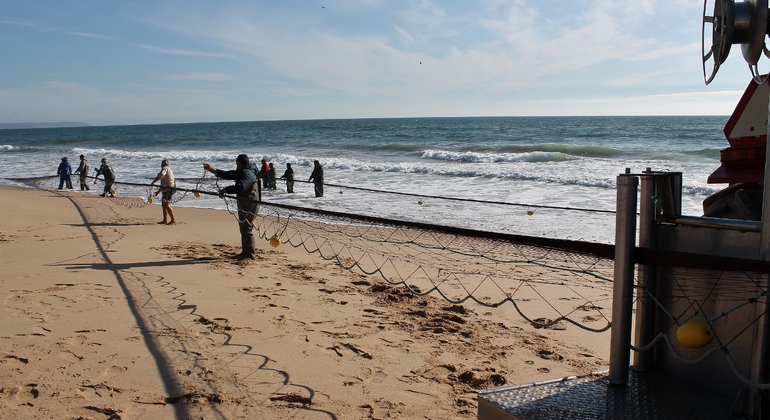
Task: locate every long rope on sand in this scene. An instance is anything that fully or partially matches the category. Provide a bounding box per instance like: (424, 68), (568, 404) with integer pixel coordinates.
(19, 174), (617, 333)
(14, 174), (770, 390)
(17, 175), (770, 338)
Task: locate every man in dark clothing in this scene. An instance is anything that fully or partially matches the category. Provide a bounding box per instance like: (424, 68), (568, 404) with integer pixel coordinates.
(203, 154), (260, 259)
(267, 163), (277, 189)
(279, 163), (294, 193)
(94, 158), (115, 197)
(308, 160), (324, 197)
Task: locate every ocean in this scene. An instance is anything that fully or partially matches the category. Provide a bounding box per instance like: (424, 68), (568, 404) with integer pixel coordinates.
(0, 116), (730, 244)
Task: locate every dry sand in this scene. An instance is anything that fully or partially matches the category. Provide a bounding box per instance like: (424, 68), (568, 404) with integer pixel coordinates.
(0, 186), (611, 419)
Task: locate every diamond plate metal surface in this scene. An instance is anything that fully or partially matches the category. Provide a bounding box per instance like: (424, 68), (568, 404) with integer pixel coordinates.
(478, 370), (735, 419)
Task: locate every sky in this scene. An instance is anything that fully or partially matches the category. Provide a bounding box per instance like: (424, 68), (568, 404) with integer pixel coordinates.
(0, 0), (763, 126)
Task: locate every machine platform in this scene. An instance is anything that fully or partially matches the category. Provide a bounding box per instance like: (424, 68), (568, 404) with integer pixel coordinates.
(478, 369), (735, 420)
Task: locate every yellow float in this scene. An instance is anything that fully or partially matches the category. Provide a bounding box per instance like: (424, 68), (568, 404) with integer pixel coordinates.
(148, 197), (154, 204)
(676, 318), (714, 349)
(269, 235), (282, 248)
(417, 200), (423, 205)
(194, 191), (201, 198)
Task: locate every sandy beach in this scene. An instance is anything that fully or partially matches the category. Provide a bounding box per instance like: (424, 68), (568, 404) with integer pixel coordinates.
(0, 185), (612, 419)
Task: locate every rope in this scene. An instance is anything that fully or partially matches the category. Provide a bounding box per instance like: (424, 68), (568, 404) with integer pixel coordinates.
(321, 181), (617, 214)
(14, 174), (770, 365)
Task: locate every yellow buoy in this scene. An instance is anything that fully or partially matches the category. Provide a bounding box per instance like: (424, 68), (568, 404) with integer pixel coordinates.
(339, 190), (343, 194)
(194, 191), (201, 198)
(527, 210), (534, 216)
(417, 201), (423, 205)
(269, 236), (281, 248)
(148, 197), (154, 204)
(111, 189), (117, 195)
(676, 318), (714, 349)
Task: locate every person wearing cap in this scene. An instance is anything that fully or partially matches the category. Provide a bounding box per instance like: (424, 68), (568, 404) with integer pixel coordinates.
(94, 158), (116, 197)
(74, 154), (90, 191)
(203, 155), (260, 259)
(150, 159), (177, 225)
(56, 157), (73, 189)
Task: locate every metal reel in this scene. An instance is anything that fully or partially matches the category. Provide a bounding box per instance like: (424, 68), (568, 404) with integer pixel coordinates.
(738, 0), (768, 66)
(703, 0), (734, 85)
(703, 0), (769, 84)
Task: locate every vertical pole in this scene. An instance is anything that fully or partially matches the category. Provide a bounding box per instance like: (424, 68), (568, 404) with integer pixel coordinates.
(749, 86), (770, 418)
(633, 169), (657, 371)
(609, 171), (638, 386)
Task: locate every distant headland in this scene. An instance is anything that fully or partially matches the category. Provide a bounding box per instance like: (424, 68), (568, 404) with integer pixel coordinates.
(0, 122), (90, 129)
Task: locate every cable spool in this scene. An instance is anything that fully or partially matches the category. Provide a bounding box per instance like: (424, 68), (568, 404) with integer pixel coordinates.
(702, 0), (734, 84)
(742, 0), (769, 82)
(702, 0), (768, 84)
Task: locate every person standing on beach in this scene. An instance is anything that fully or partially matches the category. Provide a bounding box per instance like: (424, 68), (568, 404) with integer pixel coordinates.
(56, 157), (73, 189)
(258, 158), (269, 189)
(94, 158), (116, 197)
(308, 160), (324, 197)
(74, 154), (90, 191)
(203, 154), (259, 259)
(279, 163), (294, 193)
(150, 159), (177, 225)
(267, 163), (277, 189)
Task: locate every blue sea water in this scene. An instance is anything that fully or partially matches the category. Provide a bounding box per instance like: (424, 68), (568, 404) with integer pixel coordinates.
(0, 116), (730, 243)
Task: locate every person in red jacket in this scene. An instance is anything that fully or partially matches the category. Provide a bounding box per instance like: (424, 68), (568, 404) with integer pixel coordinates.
(258, 158), (269, 188)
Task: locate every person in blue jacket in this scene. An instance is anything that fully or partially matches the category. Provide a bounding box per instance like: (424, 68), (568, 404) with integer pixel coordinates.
(203, 154), (260, 259)
(57, 157), (73, 189)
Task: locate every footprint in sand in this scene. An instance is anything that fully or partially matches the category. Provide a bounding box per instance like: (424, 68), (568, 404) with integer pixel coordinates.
(357, 367), (387, 383)
(536, 348), (564, 361)
(96, 365), (128, 381)
(5, 384), (39, 402)
(3, 354), (30, 365)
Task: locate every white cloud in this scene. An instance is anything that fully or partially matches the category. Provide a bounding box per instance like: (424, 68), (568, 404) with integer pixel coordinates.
(165, 72), (239, 82)
(140, 44), (239, 60)
(0, 1), (746, 124)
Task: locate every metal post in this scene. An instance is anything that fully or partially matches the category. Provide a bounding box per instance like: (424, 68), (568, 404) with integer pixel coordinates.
(748, 85), (770, 418)
(633, 169), (657, 371)
(609, 171), (638, 386)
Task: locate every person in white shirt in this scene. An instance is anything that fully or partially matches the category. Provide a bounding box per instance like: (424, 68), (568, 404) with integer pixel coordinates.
(151, 159), (177, 225)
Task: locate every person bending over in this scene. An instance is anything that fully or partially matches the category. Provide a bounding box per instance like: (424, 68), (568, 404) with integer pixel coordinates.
(94, 158), (115, 197)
